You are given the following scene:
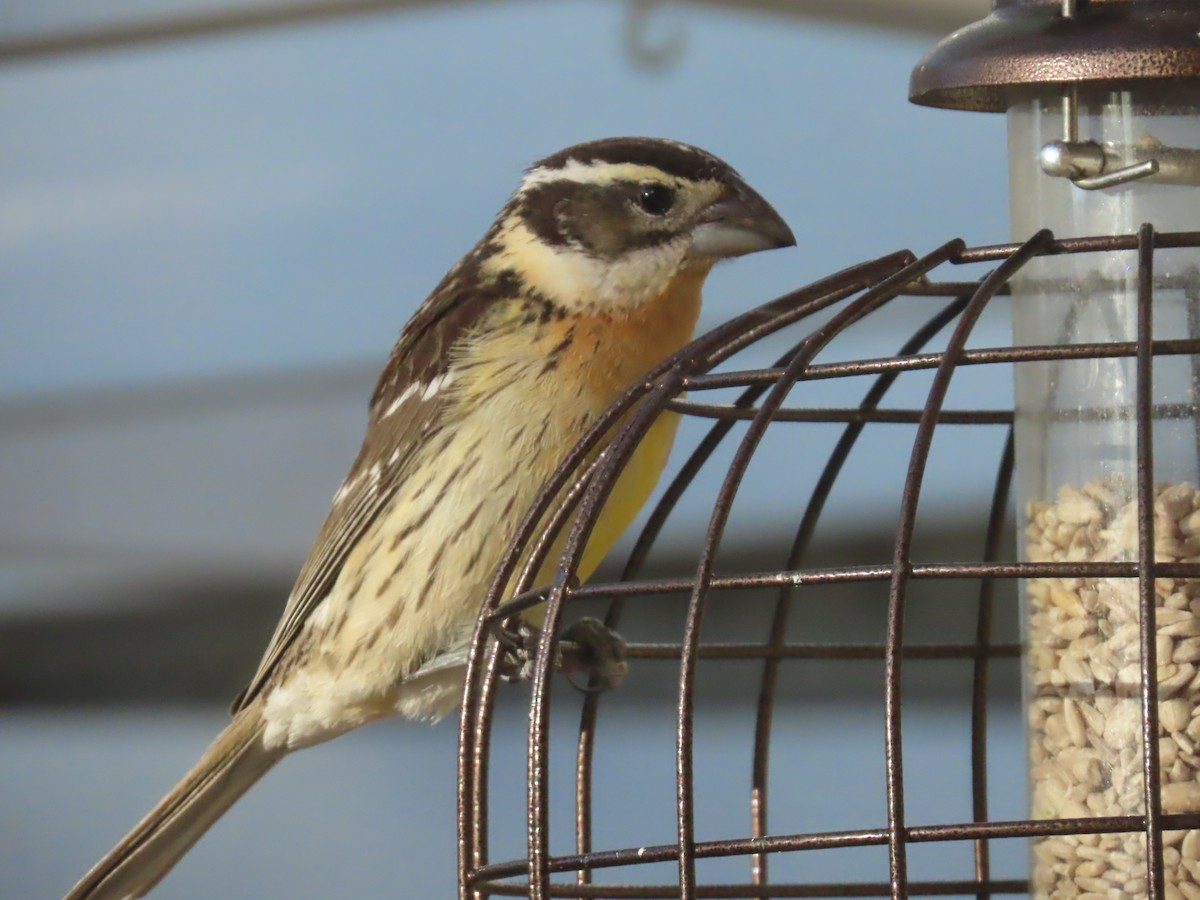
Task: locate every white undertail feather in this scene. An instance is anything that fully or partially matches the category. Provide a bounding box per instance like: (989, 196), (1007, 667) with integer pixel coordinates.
(65, 704), (280, 900)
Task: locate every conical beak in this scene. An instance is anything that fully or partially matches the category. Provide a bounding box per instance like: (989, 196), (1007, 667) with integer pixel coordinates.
(689, 177), (796, 260)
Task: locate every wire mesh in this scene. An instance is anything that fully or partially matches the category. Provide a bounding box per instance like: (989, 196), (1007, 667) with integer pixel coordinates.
(457, 228), (1200, 899)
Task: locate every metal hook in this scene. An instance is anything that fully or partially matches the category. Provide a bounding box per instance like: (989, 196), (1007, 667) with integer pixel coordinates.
(1038, 86), (1197, 190)
(1039, 140), (1162, 191)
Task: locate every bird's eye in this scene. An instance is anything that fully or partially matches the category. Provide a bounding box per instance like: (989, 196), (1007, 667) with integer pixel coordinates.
(636, 184), (675, 216)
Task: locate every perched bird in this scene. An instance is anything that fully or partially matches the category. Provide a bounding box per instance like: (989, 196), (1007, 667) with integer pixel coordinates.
(67, 136), (794, 898)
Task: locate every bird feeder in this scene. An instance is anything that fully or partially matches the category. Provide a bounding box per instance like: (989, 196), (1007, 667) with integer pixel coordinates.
(914, 1), (1200, 895)
(458, 2), (1200, 898)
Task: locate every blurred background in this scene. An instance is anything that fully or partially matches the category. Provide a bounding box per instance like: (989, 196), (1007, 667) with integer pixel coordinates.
(1, 1), (1030, 896)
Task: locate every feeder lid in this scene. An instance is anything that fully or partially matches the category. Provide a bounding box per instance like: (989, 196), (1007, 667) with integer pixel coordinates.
(910, 0), (1200, 112)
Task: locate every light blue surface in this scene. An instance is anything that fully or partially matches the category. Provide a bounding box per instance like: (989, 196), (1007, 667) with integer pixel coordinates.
(1, 1), (1006, 397)
(0, 0), (1013, 576)
(0, 4), (1024, 897)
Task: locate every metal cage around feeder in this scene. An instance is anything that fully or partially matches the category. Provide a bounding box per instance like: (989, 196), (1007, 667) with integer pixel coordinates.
(455, 226), (1200, 900)
(455, 2), (1200, 897)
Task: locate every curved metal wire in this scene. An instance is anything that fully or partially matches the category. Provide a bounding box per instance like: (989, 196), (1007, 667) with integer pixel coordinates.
(749, 295), (972, 896)
(458, 230), (1200, 900)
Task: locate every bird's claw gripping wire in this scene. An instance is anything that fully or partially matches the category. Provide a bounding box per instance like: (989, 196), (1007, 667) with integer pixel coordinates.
(497, 617), (628, 692)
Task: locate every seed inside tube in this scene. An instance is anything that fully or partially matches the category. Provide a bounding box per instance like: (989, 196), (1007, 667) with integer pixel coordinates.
(1028, 481), (1200, 898)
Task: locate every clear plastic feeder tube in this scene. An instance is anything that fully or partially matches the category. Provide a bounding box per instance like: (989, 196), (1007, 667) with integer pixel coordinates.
(1009, 85), (1200, 897)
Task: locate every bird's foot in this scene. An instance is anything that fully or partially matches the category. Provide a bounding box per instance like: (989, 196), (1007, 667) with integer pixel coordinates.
(559, 617), (628, 693)
(496, 619), (539, 683)
(496, 618), (627, 692)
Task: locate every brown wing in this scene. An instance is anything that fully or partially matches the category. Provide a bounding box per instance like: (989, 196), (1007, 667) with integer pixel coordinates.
(231, 258), (498, 713)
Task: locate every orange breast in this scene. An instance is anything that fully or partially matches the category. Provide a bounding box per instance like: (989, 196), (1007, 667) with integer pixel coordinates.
(551, 264), (708, 404)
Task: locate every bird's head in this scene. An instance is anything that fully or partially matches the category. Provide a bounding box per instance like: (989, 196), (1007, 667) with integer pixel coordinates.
(481, 137), (795, 313)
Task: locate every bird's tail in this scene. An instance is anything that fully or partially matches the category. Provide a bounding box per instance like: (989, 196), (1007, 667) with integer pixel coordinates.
(66, 703), (281, 900)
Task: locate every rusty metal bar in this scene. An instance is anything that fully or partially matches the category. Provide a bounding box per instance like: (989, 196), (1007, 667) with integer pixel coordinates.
(881, 230), (1053, 899)
(468, 813), (1200, 884)
(748, 295), (971, 895)
(1135, 223), (1166, 899)
(970, 429), (1013, 900)
(476, 879), (1029, 898)
(674, 243), (957, 898)
(681, 339), (1200, 392)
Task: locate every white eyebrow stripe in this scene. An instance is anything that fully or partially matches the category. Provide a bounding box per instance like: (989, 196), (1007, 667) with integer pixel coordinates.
(520, 160), (691, 191)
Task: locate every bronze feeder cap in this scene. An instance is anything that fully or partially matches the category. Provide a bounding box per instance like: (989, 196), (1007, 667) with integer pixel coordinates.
(910, 0), (1200, 112)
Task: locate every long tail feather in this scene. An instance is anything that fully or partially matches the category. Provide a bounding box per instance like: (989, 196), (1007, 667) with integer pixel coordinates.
(66, 704), (281, 900)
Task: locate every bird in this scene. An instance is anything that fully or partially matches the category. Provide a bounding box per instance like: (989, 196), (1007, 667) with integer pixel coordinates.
(66, 136), (795, 899)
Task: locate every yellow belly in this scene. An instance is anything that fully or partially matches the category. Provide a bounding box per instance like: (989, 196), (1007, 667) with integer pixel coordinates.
(527, 408), (681, 622)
